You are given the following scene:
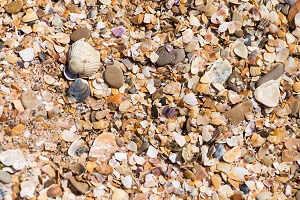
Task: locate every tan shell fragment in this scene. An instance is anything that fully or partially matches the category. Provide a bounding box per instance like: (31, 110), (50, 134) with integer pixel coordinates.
(234, 43), (248, 59)
(268, 128), (286, 144)
(250, 133), (266, 148)
(223, 146), (241, 163)
(68, 39), (101, 77)
(211, 174), (222, 190)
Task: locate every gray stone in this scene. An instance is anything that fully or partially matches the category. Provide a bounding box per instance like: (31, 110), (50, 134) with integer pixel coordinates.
(69, 176), (89, 194)
(155, 45), (185, 66)
(103, 64), (124, 88)
(256, 64), (283, 87)
(213, 144), (226, 159)
(0, 170), (12, 184)
(226, 71), (245, 93)
(70, 28), (91, 42)
(21, 90), (42, 109)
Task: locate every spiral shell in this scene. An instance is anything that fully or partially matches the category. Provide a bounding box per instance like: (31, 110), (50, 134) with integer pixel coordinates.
(68, 39), (101, 77)
(67, 78), (90, 102)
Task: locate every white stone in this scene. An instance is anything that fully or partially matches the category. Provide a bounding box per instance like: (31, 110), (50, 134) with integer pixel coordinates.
(19, 48), (34, 61)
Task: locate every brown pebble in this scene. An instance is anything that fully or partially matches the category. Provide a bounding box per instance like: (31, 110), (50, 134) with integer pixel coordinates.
(47, 184), (62, 198)
(226, 71), (245, 93)
(224, 101), (253, 125)
(5, 1), (23, 14)
(70, 28), (91, 42)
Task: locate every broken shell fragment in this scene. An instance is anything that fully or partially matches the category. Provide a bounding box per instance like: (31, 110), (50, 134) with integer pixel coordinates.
(223, 146), (241, 163)
(254, 79), (280, 107)
(63, 67), (78, 80)
(288, 0), (300, 21)
(234, 43), (248, 59)
(68, 39), (101, 77)
(67, 78), (90, 103)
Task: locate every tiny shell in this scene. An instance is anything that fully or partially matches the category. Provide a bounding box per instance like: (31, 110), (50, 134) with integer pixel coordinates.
(68, 78), (90, 102)
(68, 39), (101, 77)
(223, 146), (241, 163)
(111, 26), (126, 37)
(63, 67), (78, 80)
(183, 93), (198, 105)
(234, 43), (248, 59)
(68, 140), (89, 157)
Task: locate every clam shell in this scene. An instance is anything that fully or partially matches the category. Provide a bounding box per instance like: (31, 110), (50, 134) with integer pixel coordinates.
(68, 78), (90, 102)
(68, 39), (101, 77)
(288, 0), (300, 21)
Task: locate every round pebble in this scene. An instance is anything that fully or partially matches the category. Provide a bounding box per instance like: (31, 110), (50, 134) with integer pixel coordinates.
(70, 28), (91, 42)
(5, 1), (23, 14)
(155, 45), (185, 66)
(103, 64), (125, 88)
(0, 170), (12, 184)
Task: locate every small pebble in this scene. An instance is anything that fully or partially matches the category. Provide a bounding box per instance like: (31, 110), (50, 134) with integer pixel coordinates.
(5, 1), (23, 14)
(155, 45), (185, 66)
(69, 176), (89, 194)
(70, 28), (91, 42)
(0, 170), (12, 184)
(103, 64), (125, 88)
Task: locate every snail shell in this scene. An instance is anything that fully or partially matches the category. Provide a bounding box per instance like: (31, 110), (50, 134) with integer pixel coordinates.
(67, 78), (90, 102)
(68, 39), (101, 77)
(287, 0), (300, 21)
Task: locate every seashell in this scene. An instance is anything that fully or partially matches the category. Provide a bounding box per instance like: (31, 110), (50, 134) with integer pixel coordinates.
(234, 43), (248, 58)
(67, 78), (90, 103)
(288, 0), (300, 21)
(285, 138), (300, 150)
(68, 39), (101, 77)
(63, 67), (78, 80)
(282, 149), (300, 162)
(295, 12), (300, 27)
(223, 146), (241, 163)
(68, 140), (89, 158)
(270, 128), (286, 144)
(211, 174), (222, 189)
(250, 133), (266, 147)
(257, 18), (270, 30)
(162, 106), (177, 119)
(111, 26), (126, 37)
(254, 79), (280, 107)
(183, 93), (198, 105)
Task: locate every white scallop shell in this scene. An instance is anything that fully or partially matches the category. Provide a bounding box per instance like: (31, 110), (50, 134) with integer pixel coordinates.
(68, 39), (101, 77)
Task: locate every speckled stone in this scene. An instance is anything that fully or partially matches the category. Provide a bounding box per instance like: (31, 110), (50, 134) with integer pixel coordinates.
(155, 45), (185, 66)
(70, 28), (91, 42)
(104, 64), (125, 88)
(224, 101), (253, 125)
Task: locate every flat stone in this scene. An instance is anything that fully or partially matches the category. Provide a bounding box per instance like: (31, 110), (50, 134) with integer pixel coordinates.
(224, 101), (253, 125)
(256, 64), (283, 87)
(226, 71), (245, 93)
(21, 90), (42, 109)
(155, 45), (185, 66)
(5, 1), (23, 14)
(70, 28), (91, 42)
(0, 170), (12, 184)
(103, 64), (124, 88)
(69, 176), (89, 194)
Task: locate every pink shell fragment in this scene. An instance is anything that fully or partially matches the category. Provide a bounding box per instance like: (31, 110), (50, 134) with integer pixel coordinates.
(111, 26), (126, 37)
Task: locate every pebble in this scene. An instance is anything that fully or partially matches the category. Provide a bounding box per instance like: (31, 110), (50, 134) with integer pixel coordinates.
(256, 64), (283, 87)
(21, 90), (41, 109)
(11, 124), (26, 135)
(201, 61), (232, 84)
(0, 170), (12, 184)
(254, 80), (280, 107)
(155, 45), (185, 66)
(47, 184), (62, 198)
(147, 146), (158, 158)
(19, 48), (34, 61)
(69, 176), (89, 194)
(224, 101), (253, 125)
(70, 28), (91, 42)
(226, 71), (245, 93)
(103, 64), (124, 88)
(5, 1), (23, 14)
(112, 189), (129, 200)
(163, 82), (181, 94)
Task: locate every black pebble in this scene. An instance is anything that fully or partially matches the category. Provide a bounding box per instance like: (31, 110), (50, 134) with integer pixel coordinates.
(239, 183), (250, 194)
(151, 105), (158, 119)
(160, 97), (167, 106)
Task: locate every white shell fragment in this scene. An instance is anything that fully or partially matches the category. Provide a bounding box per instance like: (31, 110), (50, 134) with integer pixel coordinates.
(183, 93), (198, 105)
(0, 149), (26, 170)
(234, 43), (248, 59)
(254, 79), (280, 107)
(19, 48), (34, 61)
(68, 39), (101, 77)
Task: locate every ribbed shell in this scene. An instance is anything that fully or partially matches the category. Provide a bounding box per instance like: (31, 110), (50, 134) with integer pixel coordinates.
(68, 39), (100, 77)
(68, 78), (90, 102)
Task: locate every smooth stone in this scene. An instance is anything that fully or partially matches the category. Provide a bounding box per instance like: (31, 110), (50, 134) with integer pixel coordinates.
(70, 28), (91, 42)
(226, 71), (245, 93)
(103, 64), (124, 88)
(155, 45), (185, 66)
(70, 163), (86, 174)
(21, 91), (42, 109)
(224, 101), (253, 125)
(69, 176), (89, 194)
(256, 64), (283, 87)
(0, 170), (12, 184)
(5, 1), (23, 14)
